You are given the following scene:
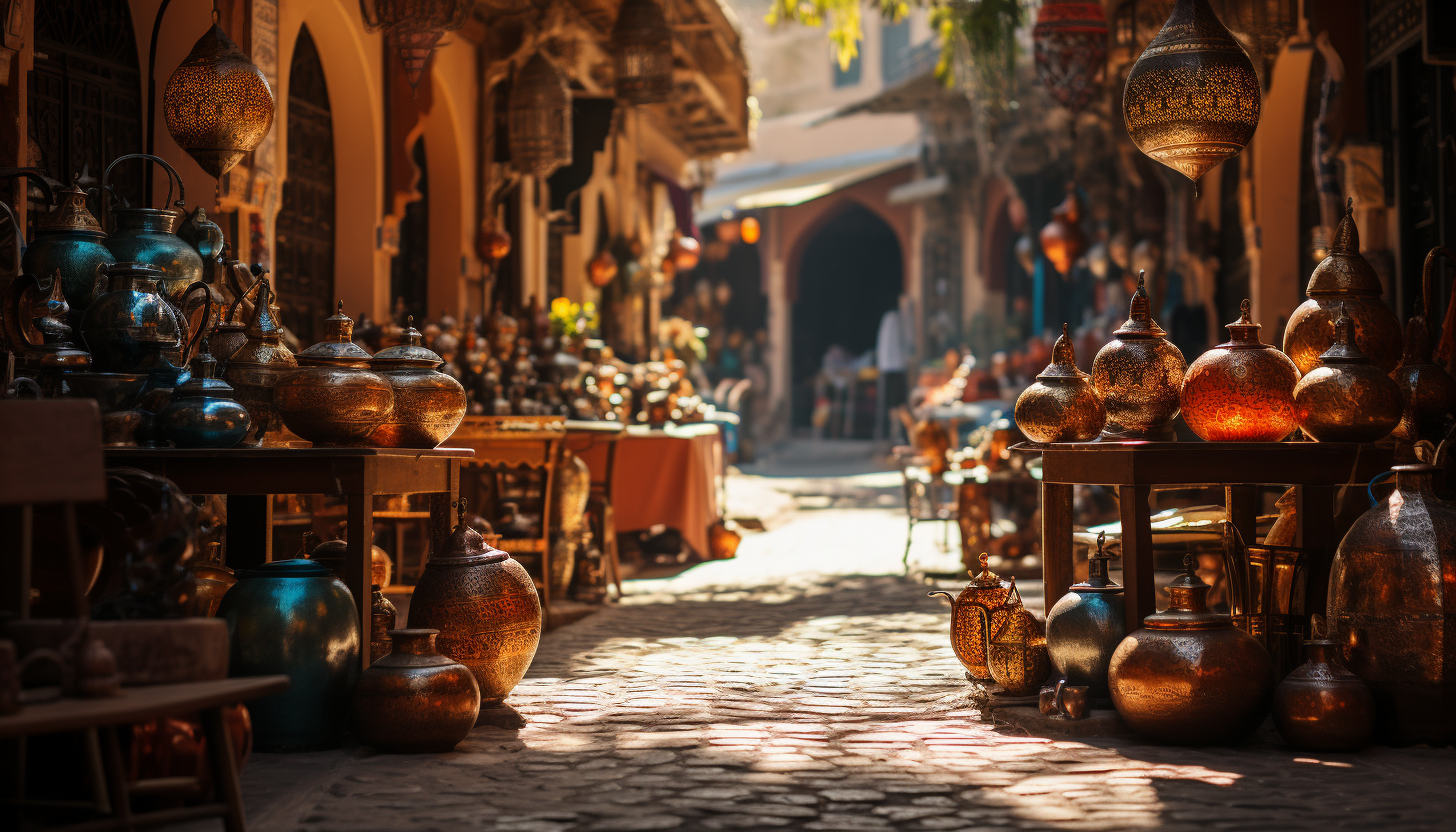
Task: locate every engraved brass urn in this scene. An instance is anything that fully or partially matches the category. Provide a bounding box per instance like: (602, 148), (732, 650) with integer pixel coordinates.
(1046, 531), (1125, 698)
(1091, 271), (1186, 440)
(368, 316), (467, 448)
(223, 279), (296, 447)
(352, 629), (480, 753)
(1283, 201), (1403, 375)
(1327, 463), (1456, 746)
(929, 554), (1012, 681)
(408, 509), (542, 726)
(275, 302), (395, 446)
(1014, 323), (1105, 443)
(1180, 299), (1300, 442)
(1108, 555), (1273, 744)
(1272, 616), (1375, 752)
(1391, 248), (1456, 445)
(1291, 303), (1402, 443)
(1122, 0), (1261, 185)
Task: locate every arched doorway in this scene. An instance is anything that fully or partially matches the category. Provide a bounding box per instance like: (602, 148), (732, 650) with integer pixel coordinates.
(391, 137), (428, 323)
(790, 203), (903, 428)
(276, 25), (336, 343)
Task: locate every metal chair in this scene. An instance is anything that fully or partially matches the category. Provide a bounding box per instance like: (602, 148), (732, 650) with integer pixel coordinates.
(894, 446), (958, 574)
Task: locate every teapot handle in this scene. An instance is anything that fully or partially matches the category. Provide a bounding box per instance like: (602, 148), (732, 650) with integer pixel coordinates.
(178, 282), (214, 366)
(0, 167), (56, 212)
(0, 200), (23, 278)
(101, 153), (185, 214)
(1421, 247), (1455, 329)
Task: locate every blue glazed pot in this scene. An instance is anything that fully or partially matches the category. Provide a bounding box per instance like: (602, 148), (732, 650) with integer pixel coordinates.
(1045, 533), (1126, 699)
(23, 183), (115, 320)
(217, 559), (359, 750)
(157, 348), (250, 447)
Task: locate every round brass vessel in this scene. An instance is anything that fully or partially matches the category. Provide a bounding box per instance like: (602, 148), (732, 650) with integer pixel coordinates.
(1283, 201), (1402, 375)
(1272, 617), (1375, 752)
(275, 303), (394, 445)
(352, 629), (480, 753)
(1091, 271), (1186, 440)
(1327, 463), (1456, 746)
(1291, 303), (1402, 443)
(1014, 323), (1105, 443)
(369, 316), (467, 448)
(1108, 555), (1273, 744)
(1180, 299), (1299, 442)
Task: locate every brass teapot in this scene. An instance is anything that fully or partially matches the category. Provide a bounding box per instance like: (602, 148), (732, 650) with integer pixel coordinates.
(930, 553), (1050, 694)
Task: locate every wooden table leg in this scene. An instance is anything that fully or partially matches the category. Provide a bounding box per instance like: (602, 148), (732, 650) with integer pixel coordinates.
(201, 705), (246, 832)
(1295, 484), (1338, 616)
(346, 491), (374, 671)
(98, 726), (130, 825)
(1119, 485), (1155, 634)
(228, 495), (272, 568)
(1225, 485), (1259, 547)
(1041, 482), (1074, 614)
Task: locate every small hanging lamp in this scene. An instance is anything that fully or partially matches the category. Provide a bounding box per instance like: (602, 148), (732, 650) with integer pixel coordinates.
(508, 53), (573, 176)
(1031, 0), (1109, 117)
(1122, 0), (1261, 186)
(163, 16), (276, 179)
(359, 0), (471, 89)
(1039, 185), (1088, 276)
(611, 0), (675, 105)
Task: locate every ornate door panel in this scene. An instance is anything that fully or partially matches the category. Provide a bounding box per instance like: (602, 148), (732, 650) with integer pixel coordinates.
(276, 26), (335, 343)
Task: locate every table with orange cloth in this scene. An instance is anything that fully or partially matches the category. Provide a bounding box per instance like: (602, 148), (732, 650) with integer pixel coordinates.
(577, 423), (722, 557)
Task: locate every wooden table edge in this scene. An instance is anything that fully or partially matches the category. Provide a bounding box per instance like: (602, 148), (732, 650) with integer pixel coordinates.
(0, 676), (290, 739)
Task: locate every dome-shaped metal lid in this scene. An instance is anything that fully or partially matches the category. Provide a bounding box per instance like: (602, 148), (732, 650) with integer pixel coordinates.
(1113, 271), (1168, 339)
(1219, 298), (1267, 349)
(1037, 324), (1091, 381)
(1143, 554), (1228, 630)
(1307, 200), (1383, 296)
(239, 558), (334, 578)
(373, 315), (443, 368)
(428, 500), (508, 566)
(966, 552), (1008, 588)
(297, 301), (373, 366)
(1317, 302), (1370, 365)
(173, 338), (235, 398)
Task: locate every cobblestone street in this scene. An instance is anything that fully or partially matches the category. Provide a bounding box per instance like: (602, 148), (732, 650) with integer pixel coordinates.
(229, 455), (1456, 832)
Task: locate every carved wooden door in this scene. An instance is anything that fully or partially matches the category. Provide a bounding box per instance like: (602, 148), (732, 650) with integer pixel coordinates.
(275, 26), (335, 344)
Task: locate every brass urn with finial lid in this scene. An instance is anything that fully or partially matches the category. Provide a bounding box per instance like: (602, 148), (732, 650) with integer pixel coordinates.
(223, 279), (297, 447)
(1015, 323), (1105, 443)
(929, 553), (1012, 681)
(369, 315), (467, 448)
(1291, 302), (1402, 443)
(1180, 299), (1300, 442)
(1108, 554), (1274, 744)
(1046, 531), (1125, 698)
(275, 301), (395, 445)
(1091, 270), (1186, 440)
(1283, 199), (1403, 375)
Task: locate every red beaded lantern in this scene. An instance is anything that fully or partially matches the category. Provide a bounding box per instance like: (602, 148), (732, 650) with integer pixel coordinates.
(1180, 299), (1299, 442)
(1032, 0), (1109, 116)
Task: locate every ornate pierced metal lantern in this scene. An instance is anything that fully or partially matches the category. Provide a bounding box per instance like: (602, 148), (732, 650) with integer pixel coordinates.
(163, 22), (276, 179)
(1122, 0), (1261, 185)
(1032, 0), (1108, 117)
(611, 0), (675, 105)
(509, 53), (573, 176)
(359, 0), (471, 88)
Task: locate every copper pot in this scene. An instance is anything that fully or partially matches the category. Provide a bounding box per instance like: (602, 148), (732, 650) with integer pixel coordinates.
(1180, 299), (1299, 442)
(1014, 323), (1105, 443)
(1038, 186), (1088, 276)
(1292, 303), (1402, 442)
(1327, 463), (1456, 746)
(275, 303), (394, 445)
(1391, 248), (1456, 445)
(369, 317), (467, 448)
(223, 280), (296, 447)
(1091, 270), (1186, 440)
(369, 585), (397, 665)
(1283, 201), (1403, 375)
(352, 629), (480, 753)
(407, 516), (542, 716)
(1273, 619), (1375, 752)
(1108, 555), (1273, 744)
(929, 553), (1012, 680)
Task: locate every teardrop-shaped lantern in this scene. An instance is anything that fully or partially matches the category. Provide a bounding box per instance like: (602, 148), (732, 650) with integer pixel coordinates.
(508, 53), (573, 177)
(611, 0), (675, 105)
(162, 23), (276, 179)
(1039, 185), (1088, 275)
(1122, 0), (1260, 185)
(360, 0), (470, 89)
(1032, 1), (1108, 116)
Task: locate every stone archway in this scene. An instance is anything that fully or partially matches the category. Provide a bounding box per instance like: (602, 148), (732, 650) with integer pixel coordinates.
(276, 24), (336, 343)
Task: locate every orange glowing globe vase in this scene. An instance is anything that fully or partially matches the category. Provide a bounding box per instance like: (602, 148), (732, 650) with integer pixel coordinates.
(1179, 299), (1299, 442)
(739, 216), (761, 245)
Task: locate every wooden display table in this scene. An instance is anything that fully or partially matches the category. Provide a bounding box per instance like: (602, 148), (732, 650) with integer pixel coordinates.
(0, 676), (289, 832)
(1017, 441), (1394, 634)
(105, 447), (470, 668)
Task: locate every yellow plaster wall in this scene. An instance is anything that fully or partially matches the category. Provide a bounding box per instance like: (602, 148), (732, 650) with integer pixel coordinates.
(1251, 44), (1315, 331)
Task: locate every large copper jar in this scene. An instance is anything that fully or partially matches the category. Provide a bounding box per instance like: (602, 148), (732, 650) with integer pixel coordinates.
(1108, 555), (1273, 744)
(352, 629), (480, 753)
(1327, 463), (1456, 746)
(1291, 304), (1402, 443)
(1092, 271), (1186, 440)
(1272, 618), (1375, 752)
(368, 317), (467, 448)
(929, 553), (1012, 681)
(1391, 248), (1456, 445)
(1180, 299), (1299, 442)
(1283, 201), (1402, 375)
(223, 280), (296, 447)
(275, 303), (394, 445)
(1046, 532), (1125, 698)
(407, 515), (542, 721)
(1014, 323), (1105, 443)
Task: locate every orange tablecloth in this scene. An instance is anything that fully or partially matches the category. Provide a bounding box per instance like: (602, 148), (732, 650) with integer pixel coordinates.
(578, 424), (721, 557)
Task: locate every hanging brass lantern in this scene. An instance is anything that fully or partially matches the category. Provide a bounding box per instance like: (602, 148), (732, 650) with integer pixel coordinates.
(612, 0), (675, 105)
(360, 0), (471, 89)
(1039, 185), (1088, 275)
(1032, 0), (1108, 117)
(1122, 0), (1261, 185)
(162, 22), (276, 179)
(508, 53), (573, 177)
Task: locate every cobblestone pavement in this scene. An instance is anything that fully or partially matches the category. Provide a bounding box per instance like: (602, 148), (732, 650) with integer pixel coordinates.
(230, 466), (1456, 832)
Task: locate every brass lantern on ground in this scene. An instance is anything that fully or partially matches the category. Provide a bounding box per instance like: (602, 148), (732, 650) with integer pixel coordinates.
(163, 22), (276, 179)
(509, 53), (572, 176)
(360, 0), (471, 89)
(611, 0), (675, 105)
(1122, 0), (1261, 186)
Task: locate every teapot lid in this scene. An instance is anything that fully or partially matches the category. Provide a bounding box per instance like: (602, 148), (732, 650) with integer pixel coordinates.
(1219, 299), (1267, 349)
(373, 315), (444, 367)
(1306, 199), (1383, 296)
(1316, 302), (1369, 365)
(1113, 271), (1168, 339)
(174, 339), (234, 398)
(1143, 554), (1228, 630)
(1036, 324), (1089, 381)
(967, 552), (1007, 589)
(428, 500), (508, 566)
(1072, 531), (1122, 593)
(298, 301), (374, 366)
(38, 183), (104, 234)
